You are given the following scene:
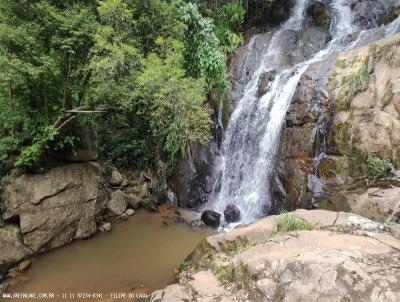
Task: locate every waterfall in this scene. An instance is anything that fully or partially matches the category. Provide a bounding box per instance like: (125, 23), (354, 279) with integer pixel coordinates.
(209, 0), (400, 225)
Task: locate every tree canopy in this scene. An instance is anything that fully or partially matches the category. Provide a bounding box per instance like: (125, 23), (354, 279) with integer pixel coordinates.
(0, 0), (245, 173)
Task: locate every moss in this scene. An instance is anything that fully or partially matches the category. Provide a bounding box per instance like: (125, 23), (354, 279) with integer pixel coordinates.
(275, 213), (314, 234)
(318, 156), (349, 179)
(333, 91), (349, 112)
(336, 59), (347, 69)
(222, 97), (232, 129)
(220, 238), (257, 257)
(330, 121), (351, 156)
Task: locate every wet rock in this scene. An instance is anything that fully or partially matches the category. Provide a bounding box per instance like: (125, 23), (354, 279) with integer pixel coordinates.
(307, 1), (330, 27)
(258, 70), (276, 97)
(107, 190), (127, 216)
(0, 225), (32, 274)
(276, 34), (400, 212)
(269, 1), (291, 24)
(352, 0), (389, 29)
(125, 193), (143, 209)
(1, 162), (100, 253)
(125, 209), (135, 216)
(223, 203), (241, 223)
(169, 141), (215, 208)
(385, 5), (400, 25)
(201, 210), (221, 228)
(176, 208), (200, 225)
(110, 170), (123, 187)
(166, 190), (178, 207)
(17, 260), (31, 272)
(99, 222), (111, 232)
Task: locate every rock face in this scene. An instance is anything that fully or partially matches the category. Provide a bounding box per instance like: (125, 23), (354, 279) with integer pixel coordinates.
(169, 142), (216, 208)
(201, 210), (221, 228)
(275, 33), (400, 218)
(1, 162), (100, 253)
(152, 210), (400, 301)
(351, 0), (393, 29)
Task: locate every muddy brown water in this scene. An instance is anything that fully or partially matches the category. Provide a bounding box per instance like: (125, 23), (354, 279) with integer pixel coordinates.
(7, 210), (212, 300)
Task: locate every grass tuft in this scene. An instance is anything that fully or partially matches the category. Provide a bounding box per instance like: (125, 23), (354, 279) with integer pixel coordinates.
(276, 213), (314, 234)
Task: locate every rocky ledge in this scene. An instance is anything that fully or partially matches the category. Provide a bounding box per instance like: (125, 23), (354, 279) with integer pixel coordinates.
(151, 210), (400, 302)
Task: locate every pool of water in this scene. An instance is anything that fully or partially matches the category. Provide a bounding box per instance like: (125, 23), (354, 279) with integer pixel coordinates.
(7, 210), (212, 300)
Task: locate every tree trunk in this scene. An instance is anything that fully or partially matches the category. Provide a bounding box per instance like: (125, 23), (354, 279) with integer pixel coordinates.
(63, 53), (72, 110)
(8, 79), (15, 138)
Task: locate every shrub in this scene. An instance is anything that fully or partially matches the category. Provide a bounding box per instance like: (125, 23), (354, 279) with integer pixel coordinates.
(217, 2), (245, 33)
(350, 152), (392, 184)
(215, 2), (245, 54)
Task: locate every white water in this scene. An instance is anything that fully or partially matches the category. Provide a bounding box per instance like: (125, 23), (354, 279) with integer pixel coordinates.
(210, 0), (400, 225)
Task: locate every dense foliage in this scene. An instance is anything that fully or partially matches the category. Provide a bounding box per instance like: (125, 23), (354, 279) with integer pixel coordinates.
(0, 0), (245, 173)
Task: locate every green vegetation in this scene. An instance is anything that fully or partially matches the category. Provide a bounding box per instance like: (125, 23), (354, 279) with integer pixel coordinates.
(336, 59), (347, 69)
(178, 260), (189, 272)
(0, 0), (245, 175)
(349, 152), (392, 186)
(215, 263), (235, 283)
(214, 3), (245, 54)
(341, 59), (369, 100)
(222, 238), (257, 257)
(275, 213), (314, 234)
(384, 216), (393, 226)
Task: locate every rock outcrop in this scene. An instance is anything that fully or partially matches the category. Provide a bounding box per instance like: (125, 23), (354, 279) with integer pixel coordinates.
(275, 33), (400, 220)
(151, 210), (400, 302)
(1, 162), (100, 254)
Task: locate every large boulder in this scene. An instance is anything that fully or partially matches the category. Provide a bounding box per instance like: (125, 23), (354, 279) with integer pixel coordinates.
(223, 203), (241, 223)
(106, 190), (128, 216)
(1, 162), (100, 253)
(109, 170), (123, 187)
(152, 210), (400, 301)
(201, 210), (221, 228)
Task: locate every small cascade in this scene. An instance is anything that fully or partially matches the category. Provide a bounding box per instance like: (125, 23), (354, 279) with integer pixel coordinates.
(209, 0), (400, 226)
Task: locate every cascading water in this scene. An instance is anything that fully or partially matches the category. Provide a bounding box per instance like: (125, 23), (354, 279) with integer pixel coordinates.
(209, 0), (400, 225)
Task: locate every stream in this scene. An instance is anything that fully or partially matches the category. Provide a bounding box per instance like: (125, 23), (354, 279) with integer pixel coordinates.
(6, 210), (212, 301)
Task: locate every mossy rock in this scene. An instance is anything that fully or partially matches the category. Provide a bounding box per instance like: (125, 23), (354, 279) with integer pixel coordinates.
(318, 156), (349, 179)
(329, 121), (351, 156)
